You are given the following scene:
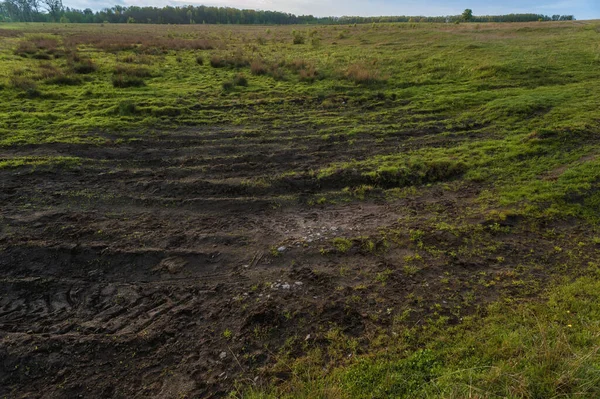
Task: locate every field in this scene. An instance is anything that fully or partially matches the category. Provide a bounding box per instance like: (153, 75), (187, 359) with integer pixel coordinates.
(1, 20), (600, 398)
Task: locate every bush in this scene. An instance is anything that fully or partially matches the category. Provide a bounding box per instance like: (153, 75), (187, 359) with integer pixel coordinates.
(112, 75), (145, 88)
(210, 52), (249, 69)
(72, 59), (97, 74)
(10, 75), (37, 91)
(15, 37), (61, 58)
(250, 60), (268, 75)
(292, 31), (306, 45)
(196, 56), (204, 65)
(299, 67), (318, 83)
(210, 55), (227, 68)
(49, 74), (82, 86)
(113, 64), (152, 78)
(222, 74), (249, 91)
(222, 80), (235, 91)
(233, 74), (248, 87)
(287, 58), (309, 72)
(31, 53), (52, 60)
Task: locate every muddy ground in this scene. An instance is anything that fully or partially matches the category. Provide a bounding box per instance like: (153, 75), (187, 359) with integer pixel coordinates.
(0, 127), (583, 398)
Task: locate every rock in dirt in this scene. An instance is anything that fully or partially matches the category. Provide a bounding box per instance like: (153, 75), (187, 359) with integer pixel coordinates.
(153, 257), (188, 275)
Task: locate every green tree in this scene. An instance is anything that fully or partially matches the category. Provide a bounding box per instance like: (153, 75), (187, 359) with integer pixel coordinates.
(462, 9), (473, 22)
(43, 0), (62, 21)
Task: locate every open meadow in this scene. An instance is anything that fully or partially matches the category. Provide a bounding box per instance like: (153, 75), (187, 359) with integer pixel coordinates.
(1, 20), (600, 398)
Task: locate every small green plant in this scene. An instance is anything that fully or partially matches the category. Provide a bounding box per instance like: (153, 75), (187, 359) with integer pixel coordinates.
(223, 329), (232, 339)
(332, 237), (353, 253)
(292, 31), (306, 45)
(375, 269), (393, 284)
(403, 265), (420, 276)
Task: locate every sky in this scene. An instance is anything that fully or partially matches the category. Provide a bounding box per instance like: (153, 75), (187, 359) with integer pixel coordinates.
(64, 0), (600, 20)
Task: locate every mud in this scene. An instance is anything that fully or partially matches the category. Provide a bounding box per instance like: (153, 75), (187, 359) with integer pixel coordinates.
(0, 127), (581, 398)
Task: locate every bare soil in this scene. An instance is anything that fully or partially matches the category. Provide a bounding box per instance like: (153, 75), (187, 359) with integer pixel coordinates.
(0, 127), (580, 398)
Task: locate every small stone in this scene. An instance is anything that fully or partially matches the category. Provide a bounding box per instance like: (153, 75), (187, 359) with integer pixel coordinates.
(277, 246), (287, 253)
(219, 351), (227, 359)
(305, 334), (311, 341)
(295, 281), (303, 286)
(281, 283), (291, 290)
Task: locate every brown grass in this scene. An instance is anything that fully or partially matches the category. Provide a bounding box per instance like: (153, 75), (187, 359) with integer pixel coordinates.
(345, 63), (385, 84)
(287, 58), (310, 71)
(250, 60), (269, 75)
(63, 33), (214, 53)
(299, 67), (318, 82)
(210, 51), (249, 68)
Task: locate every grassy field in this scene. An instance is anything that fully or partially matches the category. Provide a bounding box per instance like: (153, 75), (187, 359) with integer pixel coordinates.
(1, 20), (600, 398)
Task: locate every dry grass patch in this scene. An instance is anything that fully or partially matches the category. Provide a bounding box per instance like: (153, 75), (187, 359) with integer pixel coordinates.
(345, 63), (385, 84)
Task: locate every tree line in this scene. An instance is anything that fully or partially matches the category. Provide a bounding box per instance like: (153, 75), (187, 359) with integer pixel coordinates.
(0, 1), (575, 24)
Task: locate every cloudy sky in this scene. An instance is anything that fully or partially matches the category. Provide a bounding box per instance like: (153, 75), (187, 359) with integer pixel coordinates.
(64, 0), (600, 20)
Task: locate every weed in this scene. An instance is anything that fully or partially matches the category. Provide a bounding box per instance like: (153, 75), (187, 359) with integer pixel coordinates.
(332, 237), (353, 253)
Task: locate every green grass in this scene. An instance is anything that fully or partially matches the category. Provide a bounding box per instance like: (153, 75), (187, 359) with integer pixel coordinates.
(2, 20), (600, 398)
(2, 22), (596, 216)
(240, 273), (600, 398)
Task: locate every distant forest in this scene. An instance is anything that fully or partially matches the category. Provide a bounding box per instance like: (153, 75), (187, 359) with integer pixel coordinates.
(0, 1), (575, 25)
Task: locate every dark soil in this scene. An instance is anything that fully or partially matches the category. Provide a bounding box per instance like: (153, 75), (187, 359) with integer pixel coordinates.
(0, 127), (582, 398)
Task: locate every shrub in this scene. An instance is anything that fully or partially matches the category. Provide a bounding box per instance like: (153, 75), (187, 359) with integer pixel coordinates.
(222, 74), (249, 91)
(14, 40), (37, 56)
(233, 74), (248, 87)
(112, 75), (145, 88)
(210, 55), (227, 68)
(71, 59), (97, 74)
(9, 76), (40, 97)
(15, 37), (60, 58)
(196, 56), (204, 65)
(299, 67), (318, 82)
(210, 51), (249, 68)
(121, 54), (136, 63)
(250, 60), (268, 75)
(31, 53), (52, 60)
(270, 66), (286, 81)
(222, 80), (235, 91)
(50, 74), (82, 86)
(113, 64), (152, 78)
(288, 58), (309, 71)
(256, 36), (267, 45)
(292, 31), (306, 45)
(38, 63), (61, 79)
(10, 75), (37, 91)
